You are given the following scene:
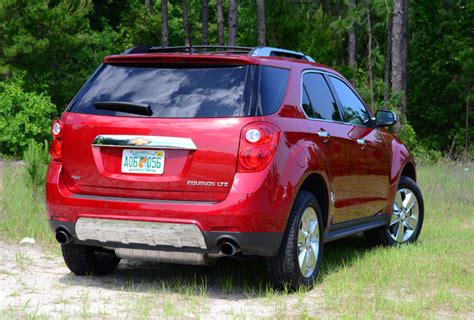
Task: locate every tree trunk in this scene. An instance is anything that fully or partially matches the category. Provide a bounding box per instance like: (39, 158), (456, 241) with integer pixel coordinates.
(401, 0), (408, 95)
(161, 0), (169, 47)
(217, 0), (224, 45)
(366, 0), (374, 110)
(348, 0), (357, 71)
(145, 0), (152, 11)
(384, 14), (392, 107)
(391, 0), (408, 131)
(202, 0), (209, 45)
(228, 0), (238, 46)
(182, 0), (190, 46)
(257, 0), (265, 46)
(466, 80), (472, 154)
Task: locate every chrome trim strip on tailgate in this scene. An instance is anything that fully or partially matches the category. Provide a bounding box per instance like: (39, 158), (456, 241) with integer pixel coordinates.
(71, 193), (216, 205)
(75, 218), (207, 249)
(92, 135), (197, 150)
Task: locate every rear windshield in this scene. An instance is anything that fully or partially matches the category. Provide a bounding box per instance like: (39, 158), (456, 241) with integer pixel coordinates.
(67, 64), (290, 118)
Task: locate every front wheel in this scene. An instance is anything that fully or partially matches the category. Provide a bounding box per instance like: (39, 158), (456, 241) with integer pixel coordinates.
(265, 191), (324, 289)
(365, 176), (424, 246)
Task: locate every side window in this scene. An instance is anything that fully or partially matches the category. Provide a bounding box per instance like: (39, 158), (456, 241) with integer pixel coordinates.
(302, 73), (341, 121)
(301, 85), (315, 118)
(329, 76), (371, 126)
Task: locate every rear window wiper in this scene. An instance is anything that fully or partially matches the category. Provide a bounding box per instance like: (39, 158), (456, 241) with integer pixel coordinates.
(93, 101), (153, 116)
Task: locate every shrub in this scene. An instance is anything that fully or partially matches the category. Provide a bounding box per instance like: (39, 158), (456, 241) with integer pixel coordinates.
(23, 139), (50, 196)
(412, 145), (442, 164)
(0, 75), (56, 157)
(399, 122), (418, 151)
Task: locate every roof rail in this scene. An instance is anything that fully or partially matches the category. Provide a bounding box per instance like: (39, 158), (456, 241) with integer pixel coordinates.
(124, 45), (253, 55)
(122, 45), (315, 62)
(250, 46), (315, 62)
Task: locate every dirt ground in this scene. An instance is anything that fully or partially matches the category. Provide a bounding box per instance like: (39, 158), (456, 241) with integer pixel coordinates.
(0, 161), (332, 319)
(0, 240), (334, 319)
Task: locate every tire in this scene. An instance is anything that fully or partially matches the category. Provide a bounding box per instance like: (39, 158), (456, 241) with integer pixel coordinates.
(265, 191), (324, 289)
(365, 176), (424, 246)
(61, 243), (120, 276)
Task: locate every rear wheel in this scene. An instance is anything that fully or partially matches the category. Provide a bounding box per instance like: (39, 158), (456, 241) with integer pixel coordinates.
(365, 176), (424, 246)
(265, 191), (323, 289)
(61, 243), (120, 276)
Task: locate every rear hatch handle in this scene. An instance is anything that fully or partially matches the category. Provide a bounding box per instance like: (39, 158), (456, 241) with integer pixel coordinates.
(92, 135), (197, 150)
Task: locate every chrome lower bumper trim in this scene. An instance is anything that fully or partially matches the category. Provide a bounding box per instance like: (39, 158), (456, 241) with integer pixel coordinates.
(114, 248), (213, 265)
(75, 218), (207, 249)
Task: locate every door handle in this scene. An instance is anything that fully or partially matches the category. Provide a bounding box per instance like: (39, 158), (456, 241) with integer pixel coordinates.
(317, 131), (330, 143)
(357, 139), (366, 145)
(317, 131), (330, 138)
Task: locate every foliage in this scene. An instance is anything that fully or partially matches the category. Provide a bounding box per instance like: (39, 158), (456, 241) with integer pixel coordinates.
(0, 0), (120, 109)
(398, 122), (417, 151)
(408, 0), (473, 153)
(0, 76), (56, 157)
(412, 145), (442, 164)
(23, 139), (50, 196)
(0, 0), (472, 157)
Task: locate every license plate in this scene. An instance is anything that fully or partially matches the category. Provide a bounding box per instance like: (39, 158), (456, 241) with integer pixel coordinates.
(121, 149), (165, 174)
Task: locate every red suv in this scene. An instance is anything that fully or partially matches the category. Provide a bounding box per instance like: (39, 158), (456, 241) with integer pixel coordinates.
(46, 46), (424, 288)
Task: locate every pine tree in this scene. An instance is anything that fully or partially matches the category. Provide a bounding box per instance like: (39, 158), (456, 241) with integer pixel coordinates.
(161, 0), (169, 46)
(228, 0), (238, 46)
(202, 0), (209, 45)
(257, 0), (265, 46)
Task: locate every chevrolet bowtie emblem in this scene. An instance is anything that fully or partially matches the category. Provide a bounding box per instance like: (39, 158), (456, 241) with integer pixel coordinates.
(129, 137), (151, 146)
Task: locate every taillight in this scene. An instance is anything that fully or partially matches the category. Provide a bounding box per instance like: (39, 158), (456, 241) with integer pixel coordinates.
(237, 122), (280, 172)
(50, 120), (63, 161)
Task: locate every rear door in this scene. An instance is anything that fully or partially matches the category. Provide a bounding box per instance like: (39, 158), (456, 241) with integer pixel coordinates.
(61, 62), (290, 202)
(301, 71), (362, 224)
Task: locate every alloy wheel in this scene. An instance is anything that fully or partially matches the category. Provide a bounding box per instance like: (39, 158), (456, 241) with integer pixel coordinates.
(297, 207), (320, 278)
(388, 188), (419, 243)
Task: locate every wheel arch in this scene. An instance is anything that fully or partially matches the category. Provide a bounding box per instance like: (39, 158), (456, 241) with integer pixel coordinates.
(400, 161), (416, 182)
(298, 172), (330, 230)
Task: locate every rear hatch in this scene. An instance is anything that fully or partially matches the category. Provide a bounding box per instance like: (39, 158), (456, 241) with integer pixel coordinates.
(61, 55), (290, 202)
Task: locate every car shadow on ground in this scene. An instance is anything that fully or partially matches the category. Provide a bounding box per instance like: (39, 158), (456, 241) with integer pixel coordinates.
(58, 234), (375, 299)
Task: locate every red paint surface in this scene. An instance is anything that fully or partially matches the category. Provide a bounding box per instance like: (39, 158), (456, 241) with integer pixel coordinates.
(46, 54), (414, 233)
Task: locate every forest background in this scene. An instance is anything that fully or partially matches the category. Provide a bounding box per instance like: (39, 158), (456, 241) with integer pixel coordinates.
(0, 0), (472, 160)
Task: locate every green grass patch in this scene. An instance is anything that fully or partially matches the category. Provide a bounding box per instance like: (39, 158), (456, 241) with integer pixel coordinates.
(0, 163), (53, 244)
(320, 161), (474, 318)
(0, 161), (473, 318)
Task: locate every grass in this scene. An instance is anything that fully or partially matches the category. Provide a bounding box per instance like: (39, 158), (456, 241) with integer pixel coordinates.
(0, 163), (54, 245)
(0, 160), (473, 318)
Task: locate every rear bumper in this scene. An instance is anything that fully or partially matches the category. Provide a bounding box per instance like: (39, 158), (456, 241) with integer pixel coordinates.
(46, 161), (290, 257)
(49, 220), (283, 257)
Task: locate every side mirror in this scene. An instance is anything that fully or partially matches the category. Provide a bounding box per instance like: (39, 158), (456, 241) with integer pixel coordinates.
(375, 109), (397, 127)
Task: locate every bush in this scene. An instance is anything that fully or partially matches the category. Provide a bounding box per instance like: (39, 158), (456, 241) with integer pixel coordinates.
(23, 139), (50, 196)
(412, 145), (442, 164)
(0, 75), (56, 158)
(399, 122), (418, 151)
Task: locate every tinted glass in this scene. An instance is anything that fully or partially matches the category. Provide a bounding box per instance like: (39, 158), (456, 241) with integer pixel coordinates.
(302, 73), (341, 121)
(68, 65), (289, 118)
(258, 66), (291, 115)
(329, 76), (371, 126)
(301, 85), (315, 118)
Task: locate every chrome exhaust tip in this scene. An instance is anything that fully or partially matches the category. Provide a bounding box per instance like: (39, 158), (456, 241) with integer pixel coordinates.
(56, 230), (72, 244)
(219, 241), (241, 256)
